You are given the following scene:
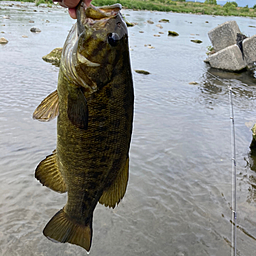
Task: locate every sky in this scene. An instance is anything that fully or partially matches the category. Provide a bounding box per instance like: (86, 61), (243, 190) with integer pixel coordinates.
(193, 0), (254, 7)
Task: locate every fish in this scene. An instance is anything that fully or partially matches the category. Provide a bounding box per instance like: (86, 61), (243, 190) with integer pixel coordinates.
(33, 2), (134, 252)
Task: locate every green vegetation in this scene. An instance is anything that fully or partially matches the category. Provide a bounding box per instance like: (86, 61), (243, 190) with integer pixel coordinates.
(35, 0), (53, 6)
(5, 0), (256, 17)
(204, 0), (217, 5)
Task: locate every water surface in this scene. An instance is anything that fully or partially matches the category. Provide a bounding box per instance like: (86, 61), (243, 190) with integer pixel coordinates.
(0, 2), (256, 255)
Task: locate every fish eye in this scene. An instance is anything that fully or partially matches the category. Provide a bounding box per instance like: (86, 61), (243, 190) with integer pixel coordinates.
(108, 33), (120, 47)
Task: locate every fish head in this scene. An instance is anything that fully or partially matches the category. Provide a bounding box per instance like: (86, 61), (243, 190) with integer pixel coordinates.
(63, 3), (129, 93)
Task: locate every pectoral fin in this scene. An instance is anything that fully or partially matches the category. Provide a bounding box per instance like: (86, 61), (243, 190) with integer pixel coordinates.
(67, 87), (88, 130)
(33, 90), (59, 121)
(35, 150), (67, 193)
(99, 158), (129, 208)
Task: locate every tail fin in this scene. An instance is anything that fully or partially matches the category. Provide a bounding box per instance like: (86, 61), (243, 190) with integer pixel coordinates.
(43, 209), (92, 252)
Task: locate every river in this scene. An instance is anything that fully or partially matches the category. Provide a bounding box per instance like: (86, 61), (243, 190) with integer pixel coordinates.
(0, 1), (256, 255)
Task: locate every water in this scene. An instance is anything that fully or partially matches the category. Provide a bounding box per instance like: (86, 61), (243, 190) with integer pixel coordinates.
(1, 2), (256, 255)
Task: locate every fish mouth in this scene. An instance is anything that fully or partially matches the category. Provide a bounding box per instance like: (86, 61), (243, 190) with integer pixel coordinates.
(76, 3), (122, 35)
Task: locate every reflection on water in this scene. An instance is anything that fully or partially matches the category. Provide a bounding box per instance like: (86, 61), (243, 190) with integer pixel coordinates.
(0, 2), (256, 256)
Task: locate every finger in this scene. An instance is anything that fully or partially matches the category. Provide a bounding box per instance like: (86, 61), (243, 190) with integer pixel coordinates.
(68, 8), (77, 19)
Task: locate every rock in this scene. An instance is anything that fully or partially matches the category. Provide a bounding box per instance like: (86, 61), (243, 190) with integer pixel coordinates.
(22, 35), (28, 38)
(156, 24), (163, 29)
(249, 25), (256, 28)
(189, 82), (198, 85)
(159, 19), (169, 23)
(168, 31), (179, 37)
(139, 31), (144, 33)
(42, 47), (62, 66)
(135, 70), (150, 75)
(29, 20), (34, 23)
(30, 27), (41, 33)
(250, 124), (256, 150)
(0, 37), (8, 44)
(147, 20), (154, 24)
(242, 35), (256, 65)
(123, 17), (135, 27)
(159, 32), (164, 35)
(208, 21), (241, 52)
(207, 44), (247, 72)
(154, 34), (160, 37)
(191, 39), (202, 44)
(205, 21), (209, 23)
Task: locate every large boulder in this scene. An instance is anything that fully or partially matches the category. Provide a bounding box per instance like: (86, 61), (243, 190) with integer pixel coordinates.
(208, 21), (241, 52)
(207, 44), (246, 72)
(243, 35), (256, 65)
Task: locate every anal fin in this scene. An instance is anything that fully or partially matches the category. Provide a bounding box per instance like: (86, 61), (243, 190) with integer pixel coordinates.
(99, 158), (129, 208)
(35, 150), (67, 193)
(33, 90), (59, 122)
(43, 208), (92, 252)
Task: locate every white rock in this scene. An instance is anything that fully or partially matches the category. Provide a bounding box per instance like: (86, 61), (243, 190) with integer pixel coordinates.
(208, 44), (246, 71)
(208, 21), (241, 52)
(243, 35), (256, 65)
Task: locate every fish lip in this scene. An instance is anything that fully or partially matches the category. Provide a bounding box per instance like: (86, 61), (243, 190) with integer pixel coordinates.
(76, 3), (122, 33)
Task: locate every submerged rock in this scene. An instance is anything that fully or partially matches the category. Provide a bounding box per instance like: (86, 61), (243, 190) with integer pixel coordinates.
(168, 31), (179, 37)
(42, 47), (62, 66)
(191, 39), (202, 44)
(189, 82), (198, 85)
(0, 37), (8, 44)
(123, 16), (136, 27)
(135, 70), (150, 75)
(159, 19), (169, 23)
(147, 20), (154, 24)
(156, 24), (163, 29)
(30, 27), (41, 33)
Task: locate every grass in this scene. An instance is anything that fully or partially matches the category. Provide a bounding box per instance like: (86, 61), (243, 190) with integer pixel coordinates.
(5, 0), (256, 17)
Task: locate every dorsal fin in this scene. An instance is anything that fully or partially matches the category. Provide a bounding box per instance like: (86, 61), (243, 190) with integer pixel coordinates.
(33, 90), (59, 122)
(35, 150), (67, 193)
(99, 158), (129, 208)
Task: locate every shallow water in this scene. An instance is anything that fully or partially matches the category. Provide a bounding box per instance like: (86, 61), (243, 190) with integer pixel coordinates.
(1, 2), (256, 255)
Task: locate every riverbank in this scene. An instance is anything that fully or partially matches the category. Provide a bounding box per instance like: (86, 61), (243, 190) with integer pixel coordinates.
(4, 0), (256, 17)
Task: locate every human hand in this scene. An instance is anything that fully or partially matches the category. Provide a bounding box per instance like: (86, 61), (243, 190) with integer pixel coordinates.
(53, 0), (92, 19)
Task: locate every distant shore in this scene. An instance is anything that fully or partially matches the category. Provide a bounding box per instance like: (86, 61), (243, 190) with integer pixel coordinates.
(3, 0), (256, 17)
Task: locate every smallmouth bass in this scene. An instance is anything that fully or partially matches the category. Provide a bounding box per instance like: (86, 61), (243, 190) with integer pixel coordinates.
(33, 2), (134, 251)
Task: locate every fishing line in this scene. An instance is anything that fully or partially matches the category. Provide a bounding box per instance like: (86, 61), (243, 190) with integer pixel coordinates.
(229, 86), (237, 256)
(203, 70), (237, 256)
